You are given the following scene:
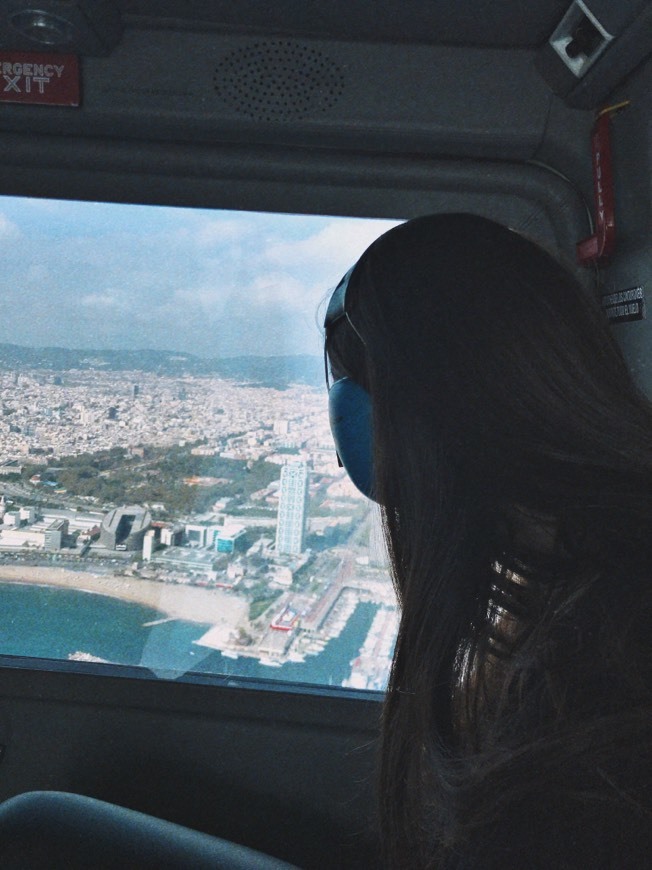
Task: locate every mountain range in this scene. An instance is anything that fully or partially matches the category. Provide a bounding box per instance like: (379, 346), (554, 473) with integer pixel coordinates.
(0, 344), (325, 389)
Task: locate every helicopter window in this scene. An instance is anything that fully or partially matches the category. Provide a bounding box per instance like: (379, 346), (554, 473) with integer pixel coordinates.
(0, 194), (399, 692)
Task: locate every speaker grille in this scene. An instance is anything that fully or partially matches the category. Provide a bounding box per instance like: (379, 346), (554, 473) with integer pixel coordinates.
(214, 40), (345, 122)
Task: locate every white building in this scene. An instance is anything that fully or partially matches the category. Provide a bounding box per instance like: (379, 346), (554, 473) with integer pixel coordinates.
(3, 511), (19, 527)
(0, 517), (67, 551)
(160, 525), (183, 547)
(19, 506), (36, 524)
(369, 507), (389, 568)
(275, 462), (309, 556)
(143, 528), (156, 561)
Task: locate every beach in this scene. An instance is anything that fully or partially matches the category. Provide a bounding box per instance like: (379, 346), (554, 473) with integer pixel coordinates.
(0, 565), (247, 626)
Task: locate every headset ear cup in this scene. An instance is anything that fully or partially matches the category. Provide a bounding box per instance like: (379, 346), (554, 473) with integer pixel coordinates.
(328, 378), (376, 501)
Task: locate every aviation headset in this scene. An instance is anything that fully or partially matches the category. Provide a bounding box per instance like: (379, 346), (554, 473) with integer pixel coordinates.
(324, 212), (635, 505)
(324, 264), (376, 502)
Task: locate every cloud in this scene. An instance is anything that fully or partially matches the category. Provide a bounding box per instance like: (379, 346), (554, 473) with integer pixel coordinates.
(0, 196), (400, 357)
(80, 291), (129, 311)
(19, 198), (70, 214)
(265, 218), (401, 273)
(195, 218), (252, 247)
(247, 272), (306, 307)
(173, 287), (223, 308)
(0, 212), (20, 241)
(25, 263), (49, 283)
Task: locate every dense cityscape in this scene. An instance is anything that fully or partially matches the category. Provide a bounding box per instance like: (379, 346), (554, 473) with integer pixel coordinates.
(0, 359), (398, 690)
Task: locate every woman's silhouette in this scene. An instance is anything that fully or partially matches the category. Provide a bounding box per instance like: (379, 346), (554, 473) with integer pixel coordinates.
(324, 214), (652, 868)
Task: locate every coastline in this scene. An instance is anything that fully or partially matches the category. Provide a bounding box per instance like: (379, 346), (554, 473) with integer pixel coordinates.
(0, 565), (247, 626)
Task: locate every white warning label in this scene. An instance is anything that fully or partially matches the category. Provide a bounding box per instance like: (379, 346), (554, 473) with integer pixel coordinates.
(601, 286), (645, 324)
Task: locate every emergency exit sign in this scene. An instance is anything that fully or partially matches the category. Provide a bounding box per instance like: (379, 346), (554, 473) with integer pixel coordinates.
(0, 52), (79, 106)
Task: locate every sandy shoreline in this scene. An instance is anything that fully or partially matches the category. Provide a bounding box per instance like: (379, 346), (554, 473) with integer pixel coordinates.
(0, 565), (247, 626)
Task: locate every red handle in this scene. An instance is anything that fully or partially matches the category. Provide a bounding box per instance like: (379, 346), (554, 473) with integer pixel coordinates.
(577, 110), (616, 266)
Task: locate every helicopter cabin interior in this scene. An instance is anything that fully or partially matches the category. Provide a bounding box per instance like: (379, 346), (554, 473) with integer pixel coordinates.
(0, 1), (649, 867)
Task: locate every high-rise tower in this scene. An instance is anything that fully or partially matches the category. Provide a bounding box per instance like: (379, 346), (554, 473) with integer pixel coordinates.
(275, 461), (309, 556)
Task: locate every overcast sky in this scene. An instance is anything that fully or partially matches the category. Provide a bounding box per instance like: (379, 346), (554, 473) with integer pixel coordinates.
(0, 196), (400, 358)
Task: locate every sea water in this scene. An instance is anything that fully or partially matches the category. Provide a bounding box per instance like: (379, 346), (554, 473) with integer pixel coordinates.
(0, 583), (380, 689)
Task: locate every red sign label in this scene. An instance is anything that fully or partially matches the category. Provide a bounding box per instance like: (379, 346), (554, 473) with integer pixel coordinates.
(0, 52), (79, 106)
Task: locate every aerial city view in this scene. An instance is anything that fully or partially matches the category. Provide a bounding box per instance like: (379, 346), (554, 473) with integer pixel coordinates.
(0, 197), (400, 690)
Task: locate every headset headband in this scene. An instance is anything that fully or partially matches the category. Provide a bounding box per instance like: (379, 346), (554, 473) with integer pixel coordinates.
(324, 265), (354, 329)
(324, 264), (366, 343)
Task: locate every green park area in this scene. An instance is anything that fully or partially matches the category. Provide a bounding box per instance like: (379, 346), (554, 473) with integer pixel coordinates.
(21, 444), (280, 517)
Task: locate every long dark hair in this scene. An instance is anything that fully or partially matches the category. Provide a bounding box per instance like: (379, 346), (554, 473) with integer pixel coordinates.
(325, 215), (652, 868)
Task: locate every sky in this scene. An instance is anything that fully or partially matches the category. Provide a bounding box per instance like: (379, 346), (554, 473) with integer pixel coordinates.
(0, 196), (400, 358)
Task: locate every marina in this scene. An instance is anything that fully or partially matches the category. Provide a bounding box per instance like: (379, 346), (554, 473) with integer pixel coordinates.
(343, 606), (398, 691)
(0, 581), (394, 690)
